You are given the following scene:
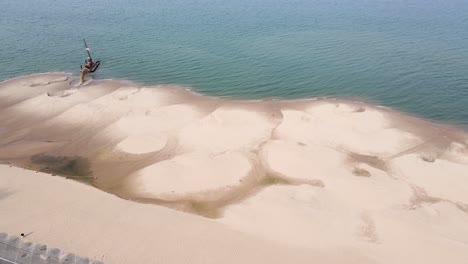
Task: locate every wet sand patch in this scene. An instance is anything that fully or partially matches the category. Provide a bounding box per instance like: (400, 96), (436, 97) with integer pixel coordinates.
(30, 154), (93, 178)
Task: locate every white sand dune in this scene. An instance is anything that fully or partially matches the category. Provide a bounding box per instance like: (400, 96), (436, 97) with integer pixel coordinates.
(1, 165), (359, 264)
(1, 73), (468, 263)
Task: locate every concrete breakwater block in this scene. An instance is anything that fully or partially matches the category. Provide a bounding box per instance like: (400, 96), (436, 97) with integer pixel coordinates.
(0, 233), (103, 264)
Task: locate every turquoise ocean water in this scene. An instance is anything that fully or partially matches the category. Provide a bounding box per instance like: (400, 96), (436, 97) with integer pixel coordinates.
(1, 0), (468, 125)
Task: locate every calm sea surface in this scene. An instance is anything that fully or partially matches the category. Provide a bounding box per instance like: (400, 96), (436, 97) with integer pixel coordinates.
(1, 0), (468, 125)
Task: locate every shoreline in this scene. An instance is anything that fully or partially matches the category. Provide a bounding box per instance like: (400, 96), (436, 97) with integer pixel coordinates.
(2, 72), (467, 130)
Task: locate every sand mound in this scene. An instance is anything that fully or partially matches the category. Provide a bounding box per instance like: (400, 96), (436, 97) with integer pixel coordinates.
(116, 135), (168, 154)
(261, 140), (349, 182)
(390, 153), (468, 202)
(113, 104), (203, 154)
(130, 151), (253, 199)
(177, 107), (278, 153)
(276, 103), (421, 156)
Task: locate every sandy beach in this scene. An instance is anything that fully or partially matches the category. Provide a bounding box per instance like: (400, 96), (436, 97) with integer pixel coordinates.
(1, 73), (468, 263)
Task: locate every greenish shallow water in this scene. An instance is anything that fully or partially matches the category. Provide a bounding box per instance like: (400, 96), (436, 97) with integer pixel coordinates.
(1, 0), (468, 125)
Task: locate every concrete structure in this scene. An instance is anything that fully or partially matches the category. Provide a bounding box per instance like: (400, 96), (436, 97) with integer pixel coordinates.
(0, 233), (103, 264)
